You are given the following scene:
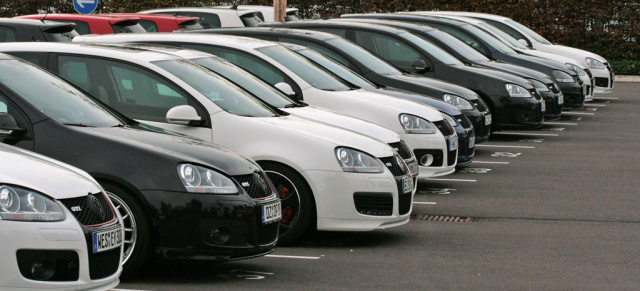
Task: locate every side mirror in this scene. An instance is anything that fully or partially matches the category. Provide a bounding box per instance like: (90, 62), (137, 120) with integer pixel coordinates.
(412, 59), (430, 74)
(0, 113), (25, 136)
(518, 39), (530, 48)
(166, 105), (203, 126)
(275, 82), (298, 98)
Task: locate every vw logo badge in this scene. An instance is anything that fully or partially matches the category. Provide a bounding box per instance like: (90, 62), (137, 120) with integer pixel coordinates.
(87, 194), (107, 220)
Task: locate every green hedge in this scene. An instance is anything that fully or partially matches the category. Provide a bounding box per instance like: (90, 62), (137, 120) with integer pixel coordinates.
(2, 0), (637, 75)
(609, 60), (640, 76)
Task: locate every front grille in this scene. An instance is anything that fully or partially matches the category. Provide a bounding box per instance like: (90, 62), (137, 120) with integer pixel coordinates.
(199, 219), (248, 247)
(433, 120), (454, 136)
(16, 250), (79, 281)
(256, 221), (279, 245)
(380, 156), (407, 177)
(233, 172), (272, 199)
(447, 149), (457, 166)
(456, 114), (472, 129)
(595, 77), (609, 88)
(353, 193), (392, 216)
(60, 193), (115, 226)
(388, 141), (413, 160)
(414, 149), (443, 167)
(471, 98), (488, 112)
(89, 248), (120, 280)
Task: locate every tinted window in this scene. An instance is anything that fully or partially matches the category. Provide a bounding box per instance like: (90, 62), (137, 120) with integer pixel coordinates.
(505, 20), (551, 44)
(478, 22), (528, 49)
(240, 13), (263, 27)
(0, 26), (17, 42)
(279, 37), (352, 66)
(426, 29), (490, 62)
(326, 38), (400, 75)
(211, 46), (288, 85)
(310, 27), (347, 38)
(179, 20), (203, 30)
(154, 59), (277, 117)
(112, 23), (147, 33)
(1, 59), (122, 127)
(45, 19), (90, 35)
(483, 19), (528, 44)
(456, 23), (517, 54)
(178, 12), (221, 28)
(138, 20), (159, 32)
(294, 48), (376, 89)
(354, 31), (424, 72)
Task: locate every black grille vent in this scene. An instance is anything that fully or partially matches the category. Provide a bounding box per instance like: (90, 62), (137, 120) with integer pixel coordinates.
(256, 221), (279, 245)
(456, 114), (472, 129)
(199, 219), (248, 247)
(433, 120), (454, 136)
(414, 149), (443, 167)
(17, 250), (79, 281)
(89, 248), (120, 280)
(234, 172), (272, 199)
(471, 98), (488, 112)
(353, 193), (392, 216)
(380, 156), (407, 177)
(398, 178), (414, 215)
(388, 140), (413, 160)
(447, 149), (457, 166)
(60, 193), (115, 226)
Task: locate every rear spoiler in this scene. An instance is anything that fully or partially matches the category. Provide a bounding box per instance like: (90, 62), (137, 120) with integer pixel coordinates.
(175, 16), (200, 25)
(109, 18), (140, 26)
(40, 22), (76, 33)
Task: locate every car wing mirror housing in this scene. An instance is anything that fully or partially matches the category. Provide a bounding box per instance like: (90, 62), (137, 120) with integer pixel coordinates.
(0, 113), (26, 137)
(275, 82), (299, 99)
(412, 59), (430, 74)
(166, 105), (203, 126)
(518, 38), (531, 48)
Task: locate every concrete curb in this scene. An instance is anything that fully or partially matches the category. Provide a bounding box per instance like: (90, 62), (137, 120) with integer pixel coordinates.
(615, 75), (640, 83)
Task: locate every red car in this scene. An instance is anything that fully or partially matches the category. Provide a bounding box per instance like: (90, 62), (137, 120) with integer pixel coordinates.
(14, 14), (146, 35)
(105, 13), (203, 32)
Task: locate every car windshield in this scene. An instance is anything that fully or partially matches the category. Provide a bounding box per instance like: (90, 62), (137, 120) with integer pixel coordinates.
(478, 22), (529, 49)
(256, 45), (352, 91)
(190, 56), (296, 108)
(326, 38), (401, 75)
(0, 59), (123, 127)
(153, 59), (277, 117)
(426, 29), (490, 62)
(461, 23), (517, 54)
(505, 20), (552, 45)
(398, 32), (463, 65)
(294, 47), (377, 89)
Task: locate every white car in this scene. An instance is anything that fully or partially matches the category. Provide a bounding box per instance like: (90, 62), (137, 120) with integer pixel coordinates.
(74, 33), (458, 178)
(139, 7), (264, 27)
(0, 143), (123, 290)
(0, 42), (415, 244)
(416, 11), (614, 94)
(212, 5), (301, 22)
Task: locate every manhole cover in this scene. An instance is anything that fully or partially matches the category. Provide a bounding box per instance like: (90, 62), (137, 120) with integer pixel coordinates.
(413, 214), (473, 222)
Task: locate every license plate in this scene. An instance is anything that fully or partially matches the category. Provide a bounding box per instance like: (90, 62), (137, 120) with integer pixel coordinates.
(449, 137), (458, 151)
(484, 114), (492, 125)
(558, 93), (564, 105)
(540, 100), (546, 112)
(408, 161), (419, 176)
(468, 136), (476, 148)
(402, 176), (414, 194)
(92, 228), (123, 254)
(261, 201), (281, 224)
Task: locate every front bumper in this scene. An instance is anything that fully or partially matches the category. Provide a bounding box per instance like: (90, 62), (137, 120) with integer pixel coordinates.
(142, 190), (279, 261)
(539, 90), (563, 120)
(0, 214), (121, 290)
(558, 81), (585, 110)
(455, 123), (475, 165)
(466, 99), (491, 142)
(401, 131), (456, 178)
(492, 92), (545, 130)
(303, 169), (412, 232)
(591, 64), (615, 93)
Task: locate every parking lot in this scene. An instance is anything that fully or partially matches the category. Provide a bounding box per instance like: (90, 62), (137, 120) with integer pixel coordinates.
(114, 83), (639, 290)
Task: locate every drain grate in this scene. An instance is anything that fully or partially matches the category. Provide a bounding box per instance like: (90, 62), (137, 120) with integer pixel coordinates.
(413, 214), (473, 222)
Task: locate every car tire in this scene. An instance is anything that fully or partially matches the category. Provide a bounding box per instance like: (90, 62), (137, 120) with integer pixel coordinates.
(102, 182), (151, 278)
(259, 162), (315, 245)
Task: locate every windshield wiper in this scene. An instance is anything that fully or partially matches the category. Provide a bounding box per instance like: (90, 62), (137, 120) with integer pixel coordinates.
(63, 123), (93, 127)
(284, 103), (299, 108)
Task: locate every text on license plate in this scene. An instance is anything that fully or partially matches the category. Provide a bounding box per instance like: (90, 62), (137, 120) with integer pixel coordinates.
(92, 228), (123, 253)
(468, 136), (476, 148)
(541, 100), (546, 112)
(449, 137), (459, 151)
(261, 201), (281, 224)
(402, 176), (414, 194)
(484, 114), (492, 125)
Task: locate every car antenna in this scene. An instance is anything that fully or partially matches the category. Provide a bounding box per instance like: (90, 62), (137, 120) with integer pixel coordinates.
(231, 0), (239, 10)
(40, 11), (48, 23)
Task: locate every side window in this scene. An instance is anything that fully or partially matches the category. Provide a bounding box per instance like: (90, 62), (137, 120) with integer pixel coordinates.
(485, 19), (531, 46)
(214, 47), (287, 85)
(178, 12), (221, 28)
(0, 92), (28, 132)
(354, 30), (422, 72)
(431, 24), (489, 56)
(49, 19), (91, 35)
(57, 55), (190, 123)
(0, 26), (17, 42)
(7, 52), (47, 68)
(0, 93), (7, 113)
(310, 27), (347, 38)
(138, 20), (159, 32)
(278, 37), (357, 72)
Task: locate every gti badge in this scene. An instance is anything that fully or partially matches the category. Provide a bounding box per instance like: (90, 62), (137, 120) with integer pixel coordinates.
(242, 182), (250, 187)
(71, 206), (82, 212)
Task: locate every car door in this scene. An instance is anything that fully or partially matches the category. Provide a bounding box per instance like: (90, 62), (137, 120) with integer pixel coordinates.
(51, 54), (214, 141)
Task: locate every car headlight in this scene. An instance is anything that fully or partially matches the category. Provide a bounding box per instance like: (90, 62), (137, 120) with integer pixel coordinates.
(178, 164), (238, 194)
(335, 147), (384, 173)
(529, 79), (549, 92)
(505, 84), (532, 98)
(0, 185), (65, 221)
(585, 57), (605, 69)
(552, 70), (574, 83)
(566, 63), (587, 76)
(399, 114), (437, 134)
(443, 94), (474, 110)
(442, 113), (458, 128)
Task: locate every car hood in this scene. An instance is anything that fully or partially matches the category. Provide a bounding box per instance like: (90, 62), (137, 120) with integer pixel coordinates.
(384, 73), (480, 101)
(0, 144), (102, 199)
(348, 89), (443, 121)
(452, 64), (535, 89)
(543, 44), (608, 62)
(517, 49), (586, 69)
(367, 88), (463, 117)
(77, 124), (261, 176)
(475, 60), (554, 84)
(282, 106), (401, 144)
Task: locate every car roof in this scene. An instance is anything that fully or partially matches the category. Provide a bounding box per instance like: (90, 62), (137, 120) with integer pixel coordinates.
(271, 19), (411, 34)
(0, 42), (180, 63)
(0, 17), (74, 28)
(105, 13), (199, 23)
(74, 32), (278, 50)
(333, 18), (437, 32)
(413, 11), (511, 21)
(209, 26), (342, 41)
(214, 5), (298, 13)
(140, 7), (260, 16)
(16, 13), (141, 24)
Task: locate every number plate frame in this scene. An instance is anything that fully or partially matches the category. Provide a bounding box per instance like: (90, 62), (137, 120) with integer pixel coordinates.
(261, 201), (281, 224)
(92, 228), (123, 254)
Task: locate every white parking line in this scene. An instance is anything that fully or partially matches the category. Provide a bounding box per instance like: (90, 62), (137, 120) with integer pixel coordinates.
(561, 112), (595, 116)
(413, 202), (437, 205)
(424, 178), (477, 182)
(476, 144), (535, 149)
(472, 161), (510, 164)
(544, 122), (578, 126)
(112, 289), (153, 291)
(266, 255), (321, 260)
(584, 104), (607, 107)
(592, 97), (619, 100)
(492, 132), (559, 137)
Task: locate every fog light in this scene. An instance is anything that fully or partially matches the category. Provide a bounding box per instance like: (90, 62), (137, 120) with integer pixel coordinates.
(30, 260), (55, 281)
(210, 227), (231, 245)
(420, 154), (434, 166)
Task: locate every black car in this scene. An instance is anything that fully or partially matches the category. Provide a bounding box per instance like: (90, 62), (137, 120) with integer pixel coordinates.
(260, 20), (546, 130)
(0, 18), (78, 42)
(0, 53), (280, 276)
(182, 27), (493, 141)
(342, 14), (586, 110)
(336, 18), (564, 120)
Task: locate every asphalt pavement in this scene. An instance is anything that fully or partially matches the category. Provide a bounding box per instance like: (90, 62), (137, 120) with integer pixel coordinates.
(113, 82), (640, 291)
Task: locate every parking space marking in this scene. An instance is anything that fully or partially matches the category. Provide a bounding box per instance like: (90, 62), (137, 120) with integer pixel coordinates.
(112, 289), (152, 291)
(492, 132), (559, 137)
(424, 178), (477, 182)
(584, 104), (607, 107)
(472, 161), (510, 164)
(544, 122), (578, 126)
(413, 202), (437, 205)
(592, 97), (619, 100)
(419, 188), (457, 195)
(476, 144), (535, 149)
(266, 255), (321, 260)
(561, 112), (595, 116)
